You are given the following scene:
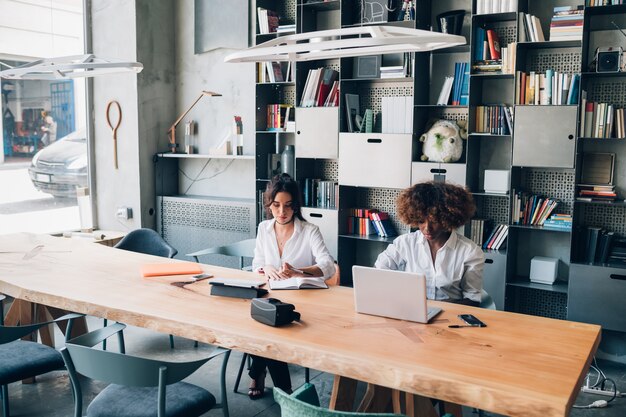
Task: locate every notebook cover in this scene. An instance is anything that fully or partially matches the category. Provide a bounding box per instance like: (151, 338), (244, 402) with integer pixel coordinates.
(141, 262), (203, 277)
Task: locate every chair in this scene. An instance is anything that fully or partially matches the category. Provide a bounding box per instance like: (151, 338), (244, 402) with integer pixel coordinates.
(61, 323), (231, 417)
(274, 383), (410, 417)
(186, 238), (256, 270)
(480, 289), (496, 310)
(233, 263), (340, 394)
(111, 228), (178, 349)
(114, 228), (178, 259)
(0, 294), (82, 417)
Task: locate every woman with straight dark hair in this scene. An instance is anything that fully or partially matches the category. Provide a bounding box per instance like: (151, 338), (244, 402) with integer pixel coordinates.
(249, 173), (334, 399)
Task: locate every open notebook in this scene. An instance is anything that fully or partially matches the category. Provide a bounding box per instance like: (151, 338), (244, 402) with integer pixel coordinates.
(269, 277), (328, 290)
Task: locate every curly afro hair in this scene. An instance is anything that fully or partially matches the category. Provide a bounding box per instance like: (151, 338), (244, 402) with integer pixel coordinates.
(396, 181), (475, 230)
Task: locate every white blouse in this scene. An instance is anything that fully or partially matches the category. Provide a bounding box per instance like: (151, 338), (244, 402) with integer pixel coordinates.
(374, 230), (484, 302)
(252, 217), (335, 279)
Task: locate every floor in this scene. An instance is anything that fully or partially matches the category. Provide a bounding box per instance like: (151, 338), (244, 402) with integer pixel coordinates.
(4, 316), (626, 417)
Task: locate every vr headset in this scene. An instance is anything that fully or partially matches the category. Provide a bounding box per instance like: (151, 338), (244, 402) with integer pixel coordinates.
(251, 298), (300, 327)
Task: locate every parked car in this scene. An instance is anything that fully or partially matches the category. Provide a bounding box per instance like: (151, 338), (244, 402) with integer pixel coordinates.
(28, 130), (88, 198)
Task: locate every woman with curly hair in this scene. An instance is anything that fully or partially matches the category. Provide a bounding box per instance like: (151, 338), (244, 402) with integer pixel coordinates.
(375, 181), (484, 306)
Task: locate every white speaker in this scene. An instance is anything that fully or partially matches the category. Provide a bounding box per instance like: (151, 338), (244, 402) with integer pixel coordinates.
(529, 256), (558, 285)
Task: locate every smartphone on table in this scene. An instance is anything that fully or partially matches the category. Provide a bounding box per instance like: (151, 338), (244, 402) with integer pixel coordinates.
(458, 314), (487, 327)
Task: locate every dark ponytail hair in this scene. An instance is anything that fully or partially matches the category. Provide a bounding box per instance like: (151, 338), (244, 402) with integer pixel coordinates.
(264, 173), (305, 221)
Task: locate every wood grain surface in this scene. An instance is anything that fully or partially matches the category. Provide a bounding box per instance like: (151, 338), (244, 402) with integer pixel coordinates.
(0, 233), (600, 417)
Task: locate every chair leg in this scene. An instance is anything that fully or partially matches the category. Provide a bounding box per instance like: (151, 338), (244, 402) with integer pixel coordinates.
(233, 353), (248, 393)
(219, 350), (231, 417)
(102, 318), (108, 351)
(2, 384), (9, 417)
(169, 334), (175, 349)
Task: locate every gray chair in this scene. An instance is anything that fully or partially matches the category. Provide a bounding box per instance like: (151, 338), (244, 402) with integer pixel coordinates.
(111, 228), (178, 349)
(61, 322), (231, 417)
(187, 238), (256, 270)
(0, 294), (82, 417)
(480, 289), (496, 310)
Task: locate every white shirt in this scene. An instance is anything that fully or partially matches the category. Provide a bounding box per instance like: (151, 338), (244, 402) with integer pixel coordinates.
(374, 230), (484, 302)
(252, 217), (335, 279)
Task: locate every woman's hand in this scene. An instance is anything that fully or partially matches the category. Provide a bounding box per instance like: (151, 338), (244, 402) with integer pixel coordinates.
(264, 265), (288, 280)
(280, 262), (307, 278)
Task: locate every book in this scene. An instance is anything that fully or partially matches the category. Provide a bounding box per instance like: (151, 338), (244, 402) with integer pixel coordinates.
(486, 29), (501, 60)
(345, 94), (360, 133)
(268, 277), (329, 290)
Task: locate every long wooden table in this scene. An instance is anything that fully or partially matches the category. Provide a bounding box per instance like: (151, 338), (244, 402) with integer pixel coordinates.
(0, 233), (600, 417)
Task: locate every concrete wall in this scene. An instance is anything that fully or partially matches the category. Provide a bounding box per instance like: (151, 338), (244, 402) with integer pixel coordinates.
(90, 0), (175, 230)
(174, 0), (255, 199)
(90, 0), (255, 229)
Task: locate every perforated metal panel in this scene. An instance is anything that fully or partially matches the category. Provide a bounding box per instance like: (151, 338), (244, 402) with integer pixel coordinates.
(493, 22), (517, 46)
(588, 81), (626, 106)
(156, 196), (256, 268)
(317, 159), (339, 181)
(278, 1), (296, 22)
(525, 50), (582, 74)
(475, 195), (510, 225)
(511, 286), (567, 320)
(355, 188), (410, 235)
(282, 85), (296, 107)
(522, 169), (575, 215)
(578, 204), (626, 235)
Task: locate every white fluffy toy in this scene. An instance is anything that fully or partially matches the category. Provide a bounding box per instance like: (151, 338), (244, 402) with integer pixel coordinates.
(419, 119), (468, 163)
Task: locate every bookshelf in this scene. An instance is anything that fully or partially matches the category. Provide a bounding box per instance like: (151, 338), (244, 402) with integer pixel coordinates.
(250, 0), (626, 330)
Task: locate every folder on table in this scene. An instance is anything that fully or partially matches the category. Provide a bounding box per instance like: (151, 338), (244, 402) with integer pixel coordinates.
(141, 262), (203, 278)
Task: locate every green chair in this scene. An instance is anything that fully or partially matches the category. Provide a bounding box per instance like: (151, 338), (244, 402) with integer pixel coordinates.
(61, 322), (231, 417)
(0, 294), (82, 417)
(112, 228), (179, 349)
(274, 383), (408, 417)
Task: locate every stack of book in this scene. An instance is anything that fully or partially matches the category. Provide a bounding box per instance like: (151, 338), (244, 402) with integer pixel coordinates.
(258, 61), (292, 84)
(515, 70), (579, 105)
(436, 62), (469, 106)
(381, 96), (414, 134)
(475, 0), (519, 14)
(577, 184), (617, 202)
(549, 6), (584, 41)
(519, 13), (545, 42)
(512, 192), (559, 226)
(470, 219), (490, 246)
(277, 24), (296, 34)
(473, 28), (502, 73)
(380, 66), (406, 79)
(583, 227), (615, 264)
(369, 211), (398, 238)
(473, 105), (513, 135)
(543, 214), (573, 230)
(266, 104), (292, 131)
(607, 235), (626, 266)
(482, 224), (508, 250)
(579, 98), (626, 138)
(300, 68), (339, 107)
(303, 179), (338, 209)
(586, 0), (624, 5)
(347, 208), (377, 236)
(257, 7), (279, 34)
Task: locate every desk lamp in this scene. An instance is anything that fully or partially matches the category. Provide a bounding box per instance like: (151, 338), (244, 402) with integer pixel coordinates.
(167, 90), (222, 153)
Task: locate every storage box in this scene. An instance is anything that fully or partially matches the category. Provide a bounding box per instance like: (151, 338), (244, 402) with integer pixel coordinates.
(529, 256), (558, 285)
(484, 170), (509, 194)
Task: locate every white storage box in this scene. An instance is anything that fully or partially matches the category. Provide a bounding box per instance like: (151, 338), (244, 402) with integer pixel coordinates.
(529, 256), (558, 285)
(484, 170), (509, 194)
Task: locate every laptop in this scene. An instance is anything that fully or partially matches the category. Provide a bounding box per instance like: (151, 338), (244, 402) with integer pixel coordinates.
(352, 265), (442, 323)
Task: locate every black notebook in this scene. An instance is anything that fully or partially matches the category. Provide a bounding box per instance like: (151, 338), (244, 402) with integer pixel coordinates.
(209, 278), (268, 299)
